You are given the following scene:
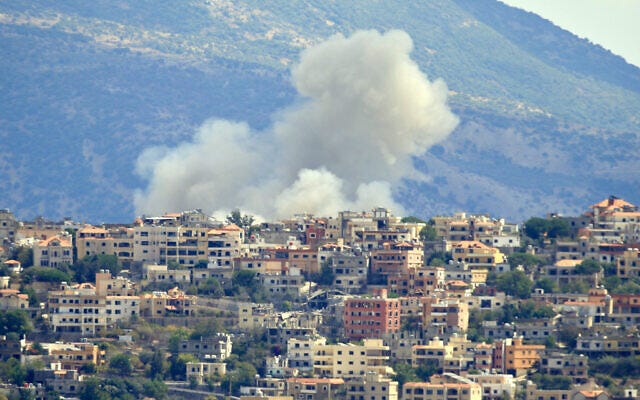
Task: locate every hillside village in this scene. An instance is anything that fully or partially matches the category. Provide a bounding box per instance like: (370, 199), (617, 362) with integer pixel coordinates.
(1, 196), (640, 400)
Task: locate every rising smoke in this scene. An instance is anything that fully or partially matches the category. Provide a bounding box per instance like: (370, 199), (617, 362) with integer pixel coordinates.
(134, 30), (459, 219)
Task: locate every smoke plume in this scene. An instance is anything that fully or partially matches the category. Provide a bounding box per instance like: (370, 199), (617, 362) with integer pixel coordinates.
(134, 30), (459, 218)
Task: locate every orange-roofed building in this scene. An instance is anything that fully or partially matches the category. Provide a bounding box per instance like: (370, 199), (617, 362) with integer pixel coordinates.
(403, 380), (482, 400)
(286, 377), (345, 400)
(450, 241), (506, 270)
(34, 234), (73, 268)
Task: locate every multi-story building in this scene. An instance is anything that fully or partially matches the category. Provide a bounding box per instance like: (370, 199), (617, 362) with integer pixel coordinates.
(0, 209), (18, 248)
(178, 333), (232, 361)
(134, 211), (221, 266)
(42, 342), (104, 371)
(139, 287), (196, 317)
(403, 379), (482, 400)
(47, 273), (141, 336)
(617, 248), (640, 278)
(540, 352), (589, 384)
(493, 337), (545, 376)
(287, 336), (327, 373)
(286, 377), (345, 400)
(346, 373), (398, 400)
(238, 302), (274, 330)
(330, 252), (369, 294)
(370, 243), (424, 276)
(422, 297), (469, 335)
(186, 361), (227, 384)
(0, 289), (29, 310)
(313, 339), (394, 378)
(33, 234), (73, 268)
(343, 289), (400, 341)
(450, 241), (506, 270)
(208, 224), (244, 268)
(76, 225), (134, 264)
(465, 374), (515, 400)
(387, 267), (445, 297)
(411, 338), (453, 371)
(143, 264), (192, 285)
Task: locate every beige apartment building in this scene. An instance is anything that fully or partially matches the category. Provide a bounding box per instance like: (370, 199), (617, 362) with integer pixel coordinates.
(313, 339), (394, 379)
(33, 234), (73, 268)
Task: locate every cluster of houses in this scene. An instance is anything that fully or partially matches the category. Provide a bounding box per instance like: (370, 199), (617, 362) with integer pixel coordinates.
(2, 196), (640, 399)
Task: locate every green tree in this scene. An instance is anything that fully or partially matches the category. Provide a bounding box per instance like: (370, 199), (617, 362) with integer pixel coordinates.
(524, 217), (548, 240)
(0, 309), (33, 336)
(220, 361), (258, 396)
(0, 357), (27, 385)
(79, 377), (111, 400)
(148, 350), (166, 379)
(10, 246), (33, 268)
(400, 216), (426, 224)
(313, 262), (335, 286)
(420, 225), (438, 241)
(70, 254), (121, 283)
(534, 278), (557, 294)
(508, 252), (545, 271)
(392, 362), (420, 388)
(575, 259), (602, 275)
(22, 267), (72, 284)
(495, 270), (533, 299)
(226, 209), (256, 239)
(109, 354), (133, 376)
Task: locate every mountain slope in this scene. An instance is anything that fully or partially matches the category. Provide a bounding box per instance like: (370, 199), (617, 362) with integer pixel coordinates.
(0, 0), (638, 221)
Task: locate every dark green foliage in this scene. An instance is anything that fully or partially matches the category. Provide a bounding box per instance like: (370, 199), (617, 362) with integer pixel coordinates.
(575, 259), (602, 275)
(427, 251), (452, 266)
(493, 270), (533, 299)
(420, 225), (438, 241)
(108, 354), (132, 376)
(220, 361), (258, 396)
(9, 246), (33, 268)
(590, 356), (640, 379)
(311, 263), (335, 286)
(0, 309), (32, 336)
(560, 280), (590, 294)
(70, 254), (121, 283)
(226, 209), (255, 237)
(168, 353), (198, 380)
(400, 216), (426, 224)
(508, 252), (545, 271)
(80, 376), (167, 400)
(530, 373), (572, 390)
(524, 217), (570, 240)
(0, 358), (27, 385)
(22, 267), (71, 284)
(534, 278), (557, 294)
(392, 362), (420, 388)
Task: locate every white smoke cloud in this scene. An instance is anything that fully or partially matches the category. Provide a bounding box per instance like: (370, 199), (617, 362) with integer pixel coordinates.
(134, 30), (459, 218)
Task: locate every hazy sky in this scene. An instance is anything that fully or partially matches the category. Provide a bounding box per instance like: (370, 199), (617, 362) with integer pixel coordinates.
(500, 0), (640, 67)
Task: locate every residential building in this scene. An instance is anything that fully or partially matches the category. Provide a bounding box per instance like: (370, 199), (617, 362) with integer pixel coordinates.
(346, 373), (398, 400)
(450, 241), (506, 270)
(403, 379), (482, 400)
(286, 377), (345, 400)
(465, 374), (515, 400)
(313, 339), (394, 378)
(186, 361), (227, 384)
(139, 287), (196, 317)
(33, 234), (73, 268)
(422, 297), (469, 335)
(42, 342), (104, 371)
(343, 289), (400, 341)
(178, 333), (232, 361)
(540, 352), (589, 384)
(493, 337), (545, 376)
(287, 336), (327, 373)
